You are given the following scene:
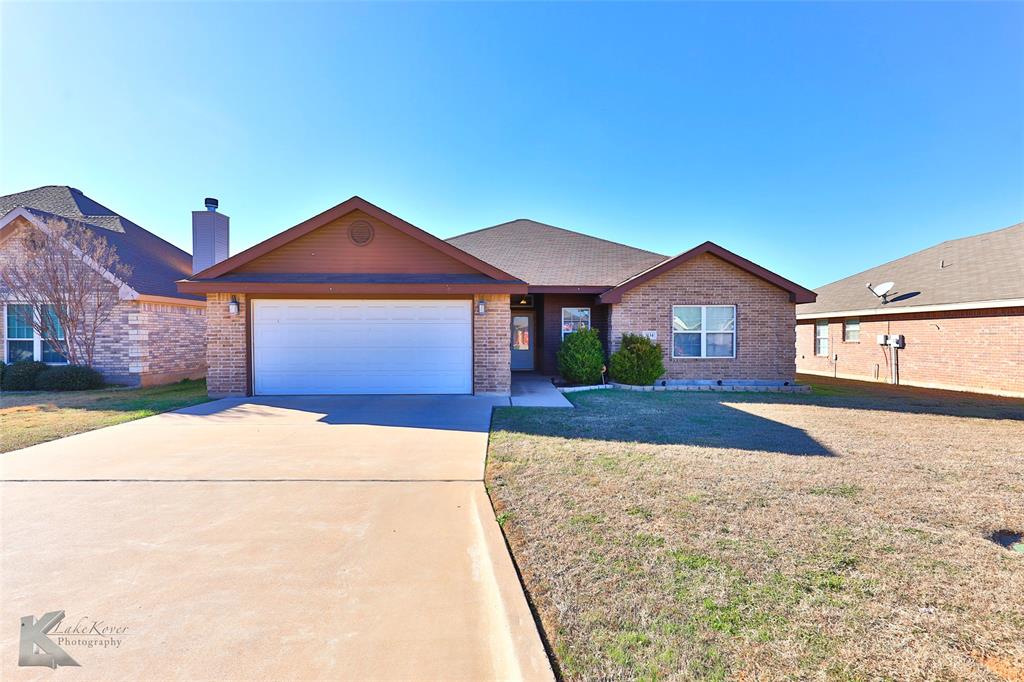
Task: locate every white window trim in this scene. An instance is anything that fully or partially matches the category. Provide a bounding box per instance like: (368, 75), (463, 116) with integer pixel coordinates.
(843, 318), (860, 343)
(3, 303), (69, 365)
(561, 307), (591, 340)
(670, 305), (736, 359)
(814, 319), (830, 357)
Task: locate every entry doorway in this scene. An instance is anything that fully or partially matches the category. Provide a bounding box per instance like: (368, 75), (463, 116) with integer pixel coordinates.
(511, 312), (534, 371)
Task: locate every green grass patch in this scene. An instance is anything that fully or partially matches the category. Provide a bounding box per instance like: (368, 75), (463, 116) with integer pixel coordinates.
(1, 379), (210, 452)
(809, 484), (862, 499)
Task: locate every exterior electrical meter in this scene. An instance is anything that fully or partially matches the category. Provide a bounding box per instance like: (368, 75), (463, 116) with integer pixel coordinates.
(876, 334), (905, 348)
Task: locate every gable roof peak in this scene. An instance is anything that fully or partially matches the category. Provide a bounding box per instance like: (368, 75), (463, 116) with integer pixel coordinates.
(600, 240), (816, 304)
(0, 185), (198, 301)
(187, 194), (521, 283)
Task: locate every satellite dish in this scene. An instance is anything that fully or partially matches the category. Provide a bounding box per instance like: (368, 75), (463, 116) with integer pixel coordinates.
(866, 281), (895, 303)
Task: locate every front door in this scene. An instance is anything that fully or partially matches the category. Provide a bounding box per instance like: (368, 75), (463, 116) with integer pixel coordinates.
(510, 313), (534, 371)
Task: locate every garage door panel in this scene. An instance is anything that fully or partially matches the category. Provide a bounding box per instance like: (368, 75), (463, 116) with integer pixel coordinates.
(252, 299), (473, 395)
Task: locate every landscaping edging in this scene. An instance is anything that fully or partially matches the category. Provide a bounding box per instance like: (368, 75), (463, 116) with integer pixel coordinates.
(557, 384), (613, 394)
(557, 382), (811, 394)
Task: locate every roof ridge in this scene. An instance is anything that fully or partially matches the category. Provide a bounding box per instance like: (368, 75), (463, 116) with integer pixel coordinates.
(443, 220), (519, 240)
(449, 218), (667, 258)
(817, 220), (1024, 291)
(2, 185), (192, 259)
(934, 219), (1023, 247)
(1, 184), (70, 193)
(67, 189), (193, 259)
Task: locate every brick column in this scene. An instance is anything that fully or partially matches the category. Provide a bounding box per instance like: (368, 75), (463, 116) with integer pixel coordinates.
(125, 308), (149, 375)
(473, 294), (511, 395)
(205, 293), (248, 396)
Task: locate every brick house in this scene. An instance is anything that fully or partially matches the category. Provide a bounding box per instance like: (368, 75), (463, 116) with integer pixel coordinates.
(178, 196), (815, 397)
(0, 186), (206, 386)
(796, 221), (1024, 398)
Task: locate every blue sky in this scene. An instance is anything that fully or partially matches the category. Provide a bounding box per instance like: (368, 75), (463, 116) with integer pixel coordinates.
(2, 2), (1021, 288)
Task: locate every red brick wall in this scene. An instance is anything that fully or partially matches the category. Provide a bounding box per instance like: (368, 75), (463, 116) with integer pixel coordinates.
(135, 302), (207, 386)
(796, 307), (1024, 397)
(206, 293), (248, 396)
(608, 253), (797, 382)
(204, 293), (511, 396)
(537, 294), (609, 375)
(474, 294), (511, 395)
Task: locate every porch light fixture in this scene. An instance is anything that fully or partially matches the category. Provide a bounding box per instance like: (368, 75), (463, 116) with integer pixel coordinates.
(477, 299), (487, 315)
(512, 294), (534, 308)
(228, 296), (240, 315)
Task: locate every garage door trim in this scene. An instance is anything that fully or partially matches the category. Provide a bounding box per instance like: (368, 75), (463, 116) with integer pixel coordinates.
(249, 298), (474, 396)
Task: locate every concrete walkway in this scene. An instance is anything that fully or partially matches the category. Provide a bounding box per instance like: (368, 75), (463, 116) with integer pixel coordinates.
(1, 396), (553, 681)
(510, 373), (574, 408)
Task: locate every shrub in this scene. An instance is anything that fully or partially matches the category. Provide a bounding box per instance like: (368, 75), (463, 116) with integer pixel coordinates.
(35, 365), (105, 391)
(1, 360), (49, 391)
(557, 327), (605, 385)
(0, 360), (5, 384)
(609, 333), (666, 385)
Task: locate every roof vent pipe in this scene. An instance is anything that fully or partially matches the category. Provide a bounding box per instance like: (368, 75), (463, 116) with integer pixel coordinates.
(205, 197), (219, 212)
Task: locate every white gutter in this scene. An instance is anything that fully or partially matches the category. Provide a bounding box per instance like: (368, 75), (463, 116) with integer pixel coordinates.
(796, 297), (1024, 320)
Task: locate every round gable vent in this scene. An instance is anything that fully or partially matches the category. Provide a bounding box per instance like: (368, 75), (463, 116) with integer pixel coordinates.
(348, 220), (374, 246)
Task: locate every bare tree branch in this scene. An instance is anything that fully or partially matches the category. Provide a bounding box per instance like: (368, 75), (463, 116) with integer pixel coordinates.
(0, 217), (132, 367)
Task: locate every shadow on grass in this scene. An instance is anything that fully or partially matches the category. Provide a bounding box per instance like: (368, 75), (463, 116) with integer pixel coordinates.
(795, 375), (1024, 421)
(494, 390), (835, 457)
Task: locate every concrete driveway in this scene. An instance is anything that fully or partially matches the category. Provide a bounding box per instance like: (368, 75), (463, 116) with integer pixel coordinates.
(1, 396), (553, 681)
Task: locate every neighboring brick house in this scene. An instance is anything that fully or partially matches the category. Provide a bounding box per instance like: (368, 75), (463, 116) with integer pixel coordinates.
(178, 196), (815, 397)
(0, 186), (206, 386)
(796, 221), (1024, 398)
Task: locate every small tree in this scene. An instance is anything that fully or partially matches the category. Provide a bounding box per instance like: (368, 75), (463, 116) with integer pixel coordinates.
(557, 327), (605, 385)
(0, 217), (131, 367)
(609, 333), (666, 385)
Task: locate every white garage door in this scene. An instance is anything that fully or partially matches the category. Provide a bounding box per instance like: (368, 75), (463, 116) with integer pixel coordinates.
(252, 299), (472, 395)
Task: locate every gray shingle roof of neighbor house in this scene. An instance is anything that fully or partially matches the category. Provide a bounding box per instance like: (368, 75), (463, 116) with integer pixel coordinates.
(447, 219), (669, 288)
(0, 185), (200, 301)
(797, 221), (1024, 317)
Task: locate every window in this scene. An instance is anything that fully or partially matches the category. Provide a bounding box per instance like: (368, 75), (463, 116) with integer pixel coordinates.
(843, 318), (860, 343)
(671, 305), (735, 358)
(4, 304), (68, 364)
(561, 307), (590, 340)
(5, 304), (34, 363)
(814, 320), (829, 356)
(40, 305), (68, 363)
(512, 315), (531, 350)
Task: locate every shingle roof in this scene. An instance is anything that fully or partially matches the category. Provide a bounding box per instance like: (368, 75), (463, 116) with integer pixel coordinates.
(447, 219), (668, 288)
(798, 221), (1024, 316)
(600, 241), (817, 304)
(0, 186), (199, 301)
(191, 272), (516, 284)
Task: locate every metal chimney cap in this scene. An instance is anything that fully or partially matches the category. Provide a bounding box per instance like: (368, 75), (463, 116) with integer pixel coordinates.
(204, 197), (219, 211)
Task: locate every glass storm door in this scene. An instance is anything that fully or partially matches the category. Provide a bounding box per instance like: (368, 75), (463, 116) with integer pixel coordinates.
(511, 313), (534, 371)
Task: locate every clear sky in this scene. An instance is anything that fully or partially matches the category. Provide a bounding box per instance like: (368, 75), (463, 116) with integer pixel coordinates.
(2, 1), (1021, 288)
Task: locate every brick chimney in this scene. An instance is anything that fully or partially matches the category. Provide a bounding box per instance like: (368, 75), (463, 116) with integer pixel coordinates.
(192, 197), (229, 274)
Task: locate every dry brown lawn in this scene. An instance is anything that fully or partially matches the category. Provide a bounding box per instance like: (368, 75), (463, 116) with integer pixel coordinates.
(0, 380), (210, 453)
(486, 378), (1024, 681)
